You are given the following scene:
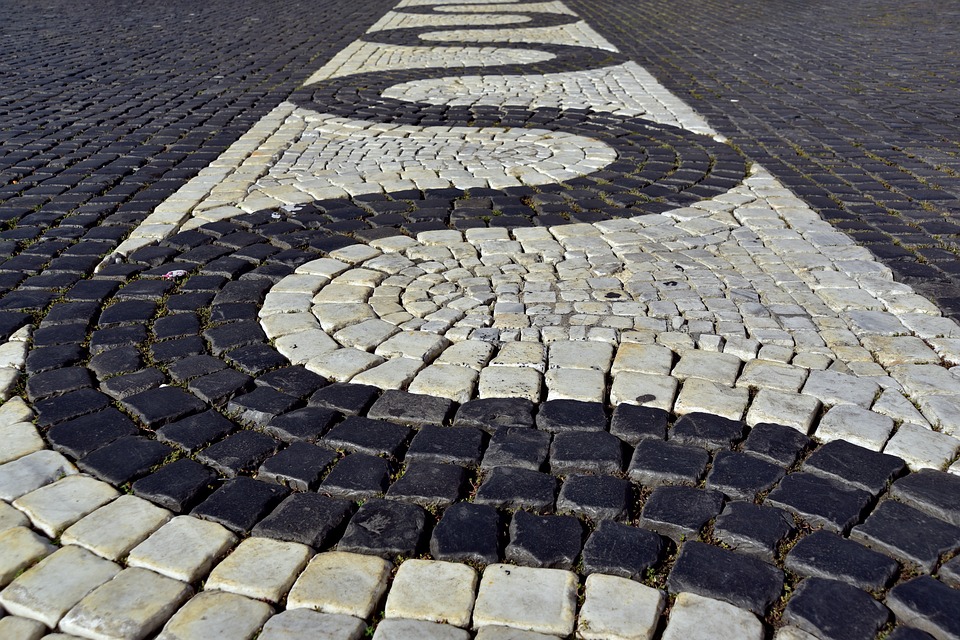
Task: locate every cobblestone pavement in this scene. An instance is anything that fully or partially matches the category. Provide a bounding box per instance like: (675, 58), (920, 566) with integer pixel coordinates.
(2, 1), (960, 639)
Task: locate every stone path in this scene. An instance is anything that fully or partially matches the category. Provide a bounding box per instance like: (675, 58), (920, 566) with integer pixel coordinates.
(2, 0), (960, 639)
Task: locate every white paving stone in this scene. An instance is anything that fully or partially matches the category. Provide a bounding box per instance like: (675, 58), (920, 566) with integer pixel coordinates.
(547, 341), (613, 372)
(0, 526), (56, 587)
(0, 422), (44, 464)
(408, 363), (480, 403)
(610, 372), (677, 410)
(59, 567), (193, 640)
(815, 405), (895, 451)
(671, 351), (741, 386)
(13, 476), (119, 538)
(0, 615), (47, 640)
(577, 574), (664, 640)
(883, 422), (960, 471)
(801, 369), (880, 408)
(0, 500), (29, 532)
(545, 368), (606, 403)
(60, 495), (172, 561)
(611, 343), (674, 376)
(350, 357), (425, 389)
(305, 348), (384, 382)
(674, 378), (748, 421)
(373, 619), (470, 640)
(287, 551), (392, 619)
(661, 592), (763, 640)
(745, 389), (822, 433)
(474, 627), (560, 640)
(736, 359), (808, 393)
(384, 559), (477, 628)
(274, 329), (340, 364)
(478, 366), (543, 402)
(0, 450), (78, 502)
(127, 516), (237, 584)
(472, 564), (576, 637)
(156, 590), (273, 640)
(258, 609), (366, 640)
(871, 389), (930, 427)
(915, 395), (960, 437)
(891, 364), (960, 400)
(205, 537), (313, 604)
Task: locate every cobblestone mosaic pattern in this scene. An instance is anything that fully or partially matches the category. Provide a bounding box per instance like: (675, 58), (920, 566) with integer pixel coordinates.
(1, 0), (960, 638)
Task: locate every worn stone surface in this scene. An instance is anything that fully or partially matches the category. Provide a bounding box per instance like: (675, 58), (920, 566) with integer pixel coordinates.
(127, 515), (237, 583)
(472, 564), (577, 637)
(661, 592), (763, 640)
(287, 551), (392, 619)
(783, 578), (890, 640)
(155, 590), (273, 640)
(578, 573), (664, 640)
(206, 537), (313, 604)
(384, 559), (477, 628)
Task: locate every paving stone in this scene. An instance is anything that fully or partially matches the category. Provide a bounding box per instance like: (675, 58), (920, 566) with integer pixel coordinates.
(941, 555), (960, 589)
(581, 520), (664, 580)
(578, 573), (664, 640)
(783, 578), (890, 640)
(0, 545), (121, 628)
(609, 371), (678, 410)
(477, 366), (543, 403)
(34, 387), (111, 427)
(46, 408), (139, 458)
(257, 441), (337, 491)
(815, 404), (896, 451)
(320, 453), (391, 500)
(188, 368), (253, 405)
(742, 422), (812, 466)
(535, 399), (606, 433)
(627, 438), (709, 486)
(384, 559), (477, 628)
(803, 438), (906, 496)
(661, 592), (763, 640)
(430, 502), (501, 566)
(206, 537), (312, 604)
(0, 450), (78, 502)
(0, 421), (44, 465)
(707, 451), (784, 501)
(639, 486), (725, 543)
(674, 377), (749, 421)
(131, 459), (218, 513)
(785, 530), (899, 591)
(713, 501), (795, 562)
(122, 386), (206, 428)
(252, 493), (354, 548)
(387, 461), (465, 509)
(60, 494), (172, 561)
(672, 350), (741, 385)
(287, 551), (392, 618)
(556, 474), (631, 522)
(549, 430), (623, 475)
(745, 389), (823, 433)
(611, 342), (675, 376)
(101, 368), (167, 401)
(890, 468), (960, 526)
(609, 404), (667, 445)
(167, 355), (227, 383)
(0, 526), (56, 587)
(481, 428), (551, 472)
(226, 387), (300, 427)
(473, 626), (559, 640)
(0, 616), (46, 640)
(127, 515), (237, 583)
(156, 410), (237, 454)
(13, 475), (119, 538)
(884, 423), (960, 471)
(0, 500), (29, 534)
(155, 590), (273, 640)
(197, 430), (280, 478)
(850, 499), (960, 571)
(670, 411), (745, 452)
(887, 575), (960, 640)
(263, 407), (340, 444)
(472, 564), (577, 637)
(737, 359), (808, 392)
(766, 472), (872, 534)
(321, 415), (411, 459)
(505, 511), (583, 570)
(26, 366), (92, 403)
(78, 435), (174, 484)
(373, 619), (469, 640)
(801, 370), (880, 408)
(192, 476), (289, 534)
(406, 425), (485, 467)
(474, 466), (556, 512)
(367, 389), (455, 426)
(454, 397), (535, 432)
(258, 609), (366, 640)
(308, 382), (379, 415)
(59, 567), (193, 640)
(338, 498), (426, 559)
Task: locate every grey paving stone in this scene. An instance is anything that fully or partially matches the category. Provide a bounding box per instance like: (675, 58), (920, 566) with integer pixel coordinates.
(609, 404), (668, 445)
(850, 499), (960, 571)
(156, 590), (273, 640)
(741, 422), (811, 466)
(707, 451), (784, 501)
(321, 416), (411, 458)
(670, 412), (745, 452)
(785, 530), (899, 591)
(101, 368), (167, 401)
(187, 368), (253, 405)
(481, 428), (551, 472)
(803, 438), (906, 495)
(887, 576), (960, 640)
(253, 493), (354, 548)
(766, 472), (872, 534)
(638, 486), (725, 543)
(131, 459), (219, 513)
(191, 476), (289, 534)
(35, 388), (111, 427)
(627, 438), (709, 486)
(338, 498), (426, 559)
(890, 468), (960, 526)
(713, 501), (795, 562)
(257, 441), (337, 491)
(474, 466), (556, 513)
(263, 407), (340, 444)
(319, 453), (391, 500)
(535, 399), (607, 433)
(308, 382), (379, 416)
(783, 578), (890, 640)
(46, 408), (139, 459)
(556, 474), (631, 522)
(941, 555), (960, 589)
(548, 430), (623, 476)
(78, 435), (174, 485)
(430, 502), (501, 566)
(406, 425), (485, 467)
(667, 541), (783, 615)
(581, 520), (664, 580)
(258, 609), (366, 640)
(386, 462), (465, 509)
(226, 386), (300, 427)
(505, 511), (583, 570)
(454, 397), (535, 432)
(886, 627), (937, 640)
(367, 389), (455, 426)
(122, 386), (207, 428)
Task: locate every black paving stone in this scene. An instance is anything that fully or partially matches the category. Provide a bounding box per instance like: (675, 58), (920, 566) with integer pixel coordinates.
(33, 323), (89, 347)
(481, 427), (551, 471)
(192, 476), (290, 534)
(741, 422), (812, 467)
(153, 314), (201, 340)
(667, 541), (783, 615)
(706, 451), (784, 501)
(167, 355), (227, 382)
(638, 486), (725, 543)
(308, 382), (379, 415)
(155, 410), (237, 454)
(886, 628), (936, 640)
(226, 386), (300, 427)
(454, 397), (535, 432)
(366, 389), (455, 427)
(321, 416), (411, 458)
(766, 472), (873, 534)
(713, 501), (795, 562)
(256, 366), (327, 399)
(132, 459), (218, 513)
(38, 301), (100, 327)
(609, 404), (668, 446)
(548, 431), (623, 476)
(89, 325), (148, 354)
(122, 386), (207, 428)
(556, 474), (631, 522)
(100, 368), (166, 401)
(35, 388), (111, 427)
(264, 407), (340, 443)
(98, 299), (156, 327)
(386, 462), (466, 509)
(783, 578), (890, 640)
(26, 366), (92, 402)
(257, 441), (338, 491)
(203, 321), (267, 356)
(320, 453), (391, 500)
(941, 555), (960, 589)
(188, 368), (253, 405)
(197, 430), (280, 478)
(224, 343), (287, 376)
(535, 399), (607, 433)
(886, 576), (960, 640)
(627, 438), (709, 486)
(338, 498), (426, 559)
(474, 466), (556, 513)
(115, 279), (175, 300)
(87, 346), (143, 380)
(77, 436), (173, 485)
(150, 336), (206, 364)
(505, 510), (583, 570)
(252, 493), (354, 548)
(581, 520), (664, 580)
(803, 439), (906, 496)
(670, 412), (745, 452)
(850, 499), (960, 571)
(45, 408), (139, 459)
(405, 425), (485, 467)
(430, 502), (501, 566)
(785, 530), (900, 591)
(890, 468), (960, 526)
